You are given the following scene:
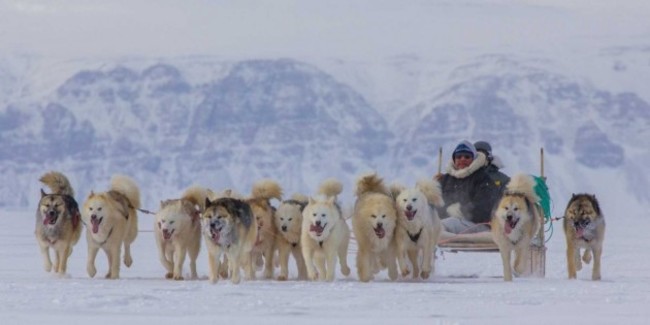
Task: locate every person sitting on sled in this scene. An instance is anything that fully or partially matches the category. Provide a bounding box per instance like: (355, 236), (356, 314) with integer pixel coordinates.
(435, 140), (500, 234)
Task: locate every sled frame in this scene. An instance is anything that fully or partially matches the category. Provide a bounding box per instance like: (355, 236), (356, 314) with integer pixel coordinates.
(436, 148), (547, 278)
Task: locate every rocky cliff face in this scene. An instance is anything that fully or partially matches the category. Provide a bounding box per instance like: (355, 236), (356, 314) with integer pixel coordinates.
(1, 54), (648, 210)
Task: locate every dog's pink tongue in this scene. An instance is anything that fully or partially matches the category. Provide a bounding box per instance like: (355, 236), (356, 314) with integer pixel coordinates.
(211, 229), (220, 242)
(310, 224), (324, 234)
(405, 210), (416, 220)
(91, 220), (100, 234)
(375, 227), (385, 238)
(43, 216), (52, 225)
(576, 227), (584, 238)
(504, 223), (512, 235)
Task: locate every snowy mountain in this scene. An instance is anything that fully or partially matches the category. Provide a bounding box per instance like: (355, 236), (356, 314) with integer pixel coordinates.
(1, 51), (649, 216)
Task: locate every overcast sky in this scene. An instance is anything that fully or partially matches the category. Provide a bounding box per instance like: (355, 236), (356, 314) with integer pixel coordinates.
(1, 0), (648, 60)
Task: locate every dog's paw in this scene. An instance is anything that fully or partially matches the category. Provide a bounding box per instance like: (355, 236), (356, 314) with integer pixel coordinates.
(341, 265), (351, 276)
(420, 271), (430, 280)
(165, 272), (173, 279)
(401, 268), (410, 277)
(582, 250), (592, 264)
(277, 275), (288, 281)
(173, 274), (184, 281)
(124, 255), (133, 267)
(44, 261), (53, 273)
(263, 270), (273, 279)
(56, 272), (70, 279)
(388, 269), (398, 281)
(87, 265), (97, 278)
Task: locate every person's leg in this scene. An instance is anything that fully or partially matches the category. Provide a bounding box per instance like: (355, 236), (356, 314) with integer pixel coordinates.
(439, 218), (492, 243)
(442, 218), (489, 233)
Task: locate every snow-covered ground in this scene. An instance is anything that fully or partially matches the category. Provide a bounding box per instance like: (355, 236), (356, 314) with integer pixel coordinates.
(2, 209), (648, 324)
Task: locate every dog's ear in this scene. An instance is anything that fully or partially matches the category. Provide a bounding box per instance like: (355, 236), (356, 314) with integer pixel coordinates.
(40, 188), (47, 198)
(309, 196), (316, 205)
(571, 193), (576, 198)
(88, 190), (95, 198)
(326, 196), (336, 205)
(590, 194), (602, 215)
(205, 198), (213, 209)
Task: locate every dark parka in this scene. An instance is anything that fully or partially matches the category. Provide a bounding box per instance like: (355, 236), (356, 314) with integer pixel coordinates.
(437, 152), (501, 224)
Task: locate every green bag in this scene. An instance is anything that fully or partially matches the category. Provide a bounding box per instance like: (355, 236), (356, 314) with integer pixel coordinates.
(533, 176), (551, 221)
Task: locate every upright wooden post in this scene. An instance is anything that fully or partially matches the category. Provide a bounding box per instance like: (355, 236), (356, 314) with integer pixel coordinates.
(437, 147), (443, 175)
(530, 147), (547, 277)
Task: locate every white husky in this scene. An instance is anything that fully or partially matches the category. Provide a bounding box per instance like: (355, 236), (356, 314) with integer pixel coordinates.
(274, 193), (309, 280)
(154, 186), (208, 280)
(491, 173), (542, 281)
(301, 179), (351, 281)
(81, 175), (140, 279)
(392, 178), (444, 280)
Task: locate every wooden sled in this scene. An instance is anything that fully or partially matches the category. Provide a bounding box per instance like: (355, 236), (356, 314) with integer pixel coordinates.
(436, 148), (547, 277)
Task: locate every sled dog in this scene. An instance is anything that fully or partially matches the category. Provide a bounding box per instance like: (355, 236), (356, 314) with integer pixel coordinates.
(154, 186), (209, 280)
(35, 171), (82, 276)
(274, 193), (309, 280)
(352, 173), (398, 282)
(391, 178), (444, 280)
(202, 196), (256, 284)
(491, 173), (542, 281)
(248, 179), (282, 279)
(301, 179), (351, 281)
(81, 175), (140, 279)
(205, 188), (247, 279)
(563, 193), (605, 280)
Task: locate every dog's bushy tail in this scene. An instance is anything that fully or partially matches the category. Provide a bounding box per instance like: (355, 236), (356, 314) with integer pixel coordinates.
(288, 193), (309, 204)
(251, 179), (283, 201)
(318, 178), (343, 199)
(388, 183), (405, 200)
(355, 172), (389, 197)
(505, 173), (539, 204)
(40, 171), (74, 196)
(182, 185), (210, 211)
(417, 178), (445, 208)
(110, 175), (141, 209)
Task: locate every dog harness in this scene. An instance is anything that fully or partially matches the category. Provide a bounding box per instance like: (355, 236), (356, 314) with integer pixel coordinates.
(408, 227), (423, 243)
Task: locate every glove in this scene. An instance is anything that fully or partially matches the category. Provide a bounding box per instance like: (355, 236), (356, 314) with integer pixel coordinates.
(446, 203), (463, 219)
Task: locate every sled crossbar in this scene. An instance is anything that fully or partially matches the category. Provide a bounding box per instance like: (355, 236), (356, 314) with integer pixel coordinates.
(438, 242), (499, 253)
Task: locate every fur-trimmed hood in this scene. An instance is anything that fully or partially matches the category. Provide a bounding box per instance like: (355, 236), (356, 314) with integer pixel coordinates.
(445, 151), (487, 179)
(490, 155), (505, 169)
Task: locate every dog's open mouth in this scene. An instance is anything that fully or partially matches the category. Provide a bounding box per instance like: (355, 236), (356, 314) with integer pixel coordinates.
(43, 212), (58, 226)
(504, 218), (519, 235)
(574, 219), (591, 240)
(210, 226), (222, 242)
(404, 209), (417, 221)
(162, 228), (175, 240)
(575, 225), (587, 240)
(91, 216), (103, 234)
(374, 225), (386, 238)
(310, 223), (326, 236)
